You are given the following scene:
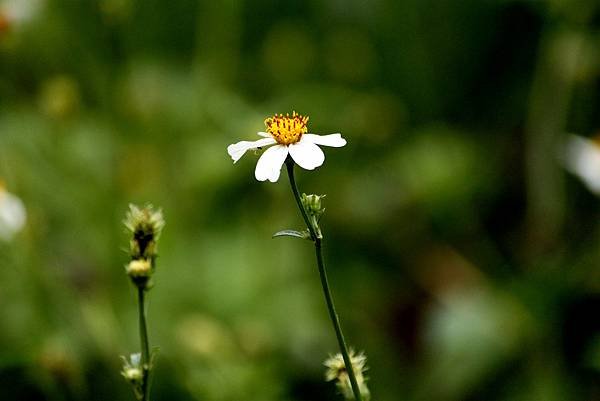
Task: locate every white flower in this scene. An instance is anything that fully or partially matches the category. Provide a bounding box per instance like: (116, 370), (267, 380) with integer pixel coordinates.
(0, 186), (26, 241)
(563, 134), (600, 195)
(227, 112), (347, 182)
(0, 0), (43, 27)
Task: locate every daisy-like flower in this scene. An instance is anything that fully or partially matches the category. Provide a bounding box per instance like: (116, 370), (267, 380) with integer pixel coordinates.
(227, 111), (347, 182)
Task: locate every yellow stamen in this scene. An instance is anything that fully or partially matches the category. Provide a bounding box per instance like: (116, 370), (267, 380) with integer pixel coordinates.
(264, 111), (309, 145)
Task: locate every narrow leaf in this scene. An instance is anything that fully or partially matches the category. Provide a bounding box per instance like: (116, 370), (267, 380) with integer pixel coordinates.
(272, 229), (311, 240)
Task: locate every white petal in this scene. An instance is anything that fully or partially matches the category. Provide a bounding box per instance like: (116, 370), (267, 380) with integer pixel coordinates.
(302, 133), (347, 147)
(0, 192), (26, 241)
(564, 135), (600, 194)
(257, 131), (270, 137)
(227, 137), (276, 163)
(255, 145), (289, 182)
(289, 140), (325, 170)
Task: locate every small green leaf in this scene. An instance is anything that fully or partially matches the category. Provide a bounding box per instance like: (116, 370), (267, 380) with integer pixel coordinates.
(272, 229), (311, 240)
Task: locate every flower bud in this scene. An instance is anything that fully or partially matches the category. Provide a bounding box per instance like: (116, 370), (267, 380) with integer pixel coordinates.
(126, 259), (152, 278)
(121, 353), (143, 385)
(300, 193), (325, 239)
(124, 204), (164, 260)
(301, 193), (325, 218)
(324, 350), (371, 401)
(122, 366), (143, 383)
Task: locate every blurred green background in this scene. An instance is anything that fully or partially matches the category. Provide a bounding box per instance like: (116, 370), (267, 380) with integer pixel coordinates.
(1, 0), (600, 400)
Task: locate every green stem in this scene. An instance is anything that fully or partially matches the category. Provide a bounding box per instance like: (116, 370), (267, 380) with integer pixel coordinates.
(285, 159), (363, 401)
(138, 287), (150, 401)
(285, 160), (317, 241)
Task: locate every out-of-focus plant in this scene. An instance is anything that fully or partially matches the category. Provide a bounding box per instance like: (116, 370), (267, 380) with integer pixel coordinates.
(121, 204), (164, 401)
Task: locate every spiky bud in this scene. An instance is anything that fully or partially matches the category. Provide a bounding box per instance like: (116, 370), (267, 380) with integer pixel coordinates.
(324, 350), (371, 401)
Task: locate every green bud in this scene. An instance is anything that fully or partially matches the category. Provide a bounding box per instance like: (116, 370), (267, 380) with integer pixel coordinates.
(301, 193), (325, 218)
(300, 193), (325, 239)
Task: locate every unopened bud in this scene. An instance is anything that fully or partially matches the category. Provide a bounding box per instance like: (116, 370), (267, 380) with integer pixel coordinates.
(300, 193), (325, 239)
(121, 353), (143, 385)
(126, 259), (152, 278)
(122, 366), (143, 382)
(301, 193), (325, 218)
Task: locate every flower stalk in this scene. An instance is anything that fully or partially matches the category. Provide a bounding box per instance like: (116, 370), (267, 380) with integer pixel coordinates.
(137, 287), (150, 401)
(285, 158), (365, 401)
(227, 112), (367, 399)
(121, 204), (164, 401)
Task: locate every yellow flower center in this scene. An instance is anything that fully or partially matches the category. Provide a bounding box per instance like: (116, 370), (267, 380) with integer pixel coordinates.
(264, 111), (308, 145)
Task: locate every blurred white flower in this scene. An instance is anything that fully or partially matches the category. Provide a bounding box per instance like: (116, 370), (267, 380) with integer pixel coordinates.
(0, 0), (43, 28)
(227, 111), (346, 182)
(563, 135), (600, 195)
(0, 186), (26, 241)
